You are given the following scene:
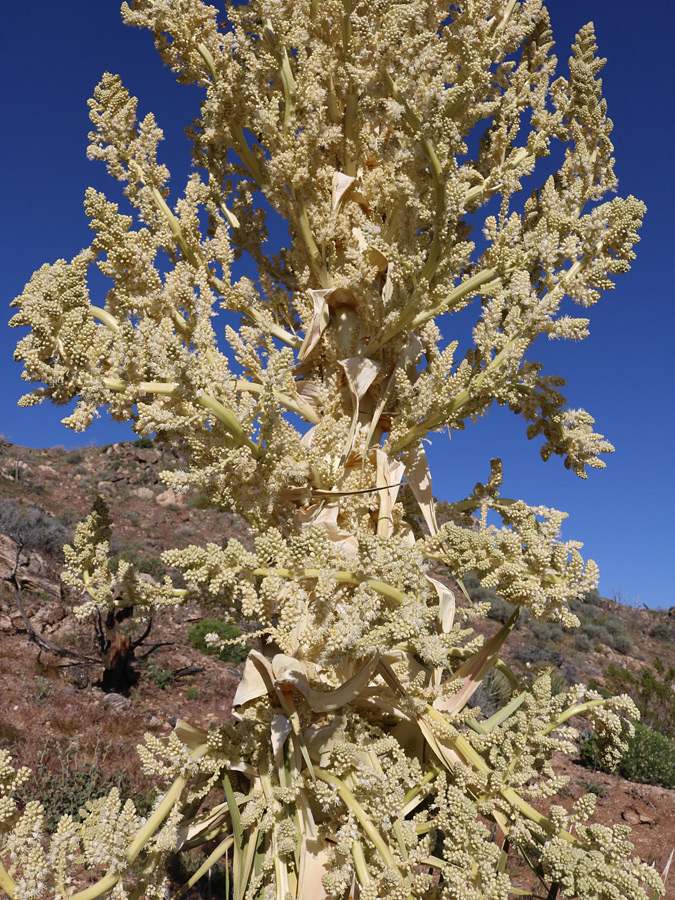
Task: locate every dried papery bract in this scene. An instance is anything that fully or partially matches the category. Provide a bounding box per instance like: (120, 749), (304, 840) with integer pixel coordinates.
(5, 1), (665, 899)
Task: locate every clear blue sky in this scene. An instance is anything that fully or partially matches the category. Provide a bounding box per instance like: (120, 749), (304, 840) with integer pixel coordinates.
(2, 2), (673, 609)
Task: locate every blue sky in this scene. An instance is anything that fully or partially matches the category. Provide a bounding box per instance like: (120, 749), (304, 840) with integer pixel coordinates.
(2, 2), (673, 608)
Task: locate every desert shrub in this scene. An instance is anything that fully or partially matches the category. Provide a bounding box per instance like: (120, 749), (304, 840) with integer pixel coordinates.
(0, 499), (73, 557)
(22, 675), (51, 706)
(532, 622), (564, 643)
(65, 449), (84, 464)
(577, 622), (613, 649)
(16, 738), (157, 831)
(586, 678), (613, 698)
(518, 644), (565, 669)
(188, 491), (211, 510)
(603, 662), (675, 739)
(486, 597), (513, 623)
(144, 663), (174, 690)
(583, 605), (603, 620)
(576, 618), (631, 654)
(580, 725), (675, 789)
(649, 622), (673, 641)
(618, 725), (675, 787)
(573, 633), (592, 652)
(577, 778), (608, 798)
(602, 615), (625, 637)
(188, 618), (249, 664)
(132, 437), (154, 449)
(612, 633), (634, 656)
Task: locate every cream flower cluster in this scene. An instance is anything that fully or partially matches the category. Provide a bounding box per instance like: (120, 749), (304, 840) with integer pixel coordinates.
(5, 1), (661, 899)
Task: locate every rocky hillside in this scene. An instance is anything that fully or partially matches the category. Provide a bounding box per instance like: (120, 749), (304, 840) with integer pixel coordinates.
(0, 438), (674, 894)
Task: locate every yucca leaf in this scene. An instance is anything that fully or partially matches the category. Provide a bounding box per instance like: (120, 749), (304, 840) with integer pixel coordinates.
(433, 608), (520, 717)
(222, 773), (245, 899)
(481, 691), (528, 732)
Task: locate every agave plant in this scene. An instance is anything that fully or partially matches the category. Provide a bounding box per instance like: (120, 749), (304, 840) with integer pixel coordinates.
(3, 0), (668, 898)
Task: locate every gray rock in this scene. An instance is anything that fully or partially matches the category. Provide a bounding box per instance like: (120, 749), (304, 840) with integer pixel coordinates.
(621, 808), (640, 825)
(102, 692), (132, 712)
(65, 666), (89, 690)
(156, 488), (186, 507)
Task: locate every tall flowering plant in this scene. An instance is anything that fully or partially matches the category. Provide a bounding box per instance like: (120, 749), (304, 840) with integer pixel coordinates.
(4, 1), (664, 898)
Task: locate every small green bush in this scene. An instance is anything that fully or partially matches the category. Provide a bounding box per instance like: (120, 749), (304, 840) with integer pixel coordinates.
(576, 617), (631, 653)
(581, 604), (603, 620)
(602, 661), (675, 739)
(532, 622), (564, 644)
(188, 491), (212, 510)
(23, 675), (52, 706)
(577, 778), (608, 798)
(580, 724), (675, 789)
(145, 664), (174, 690)
(586, 678), (612, 698)
(132, 437), (154, 449)
(186, 686), (199, 701)
(188, 618), (249, 664)
(617, 725), (675, 787)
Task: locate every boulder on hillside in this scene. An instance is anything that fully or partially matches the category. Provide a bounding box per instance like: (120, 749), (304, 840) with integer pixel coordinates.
(0, 533), (61, 602)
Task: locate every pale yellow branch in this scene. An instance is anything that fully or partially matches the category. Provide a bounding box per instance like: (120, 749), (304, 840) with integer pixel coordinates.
(369, 267), (498, 356)
(0, 860), (17, 899)
(384, 72), (445, 282)
(101, 377), (260, 456)
(251, 566), (411, 606)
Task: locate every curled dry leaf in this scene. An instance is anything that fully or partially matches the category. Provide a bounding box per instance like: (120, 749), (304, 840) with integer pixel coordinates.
(402, 441), (438, 535)
(298, 289), (332, 362)
(426, 575), (456, 633)
(375, 449), (406, 537)
(331, 171), (357, 209)
(272, 652), (381, 712)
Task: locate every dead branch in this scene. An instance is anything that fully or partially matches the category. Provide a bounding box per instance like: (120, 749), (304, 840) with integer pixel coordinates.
(3, 543), (101, 665)
(135, 641), (174, 661)
(130, 617), (154, 650)
(172, 665), (206, 680)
